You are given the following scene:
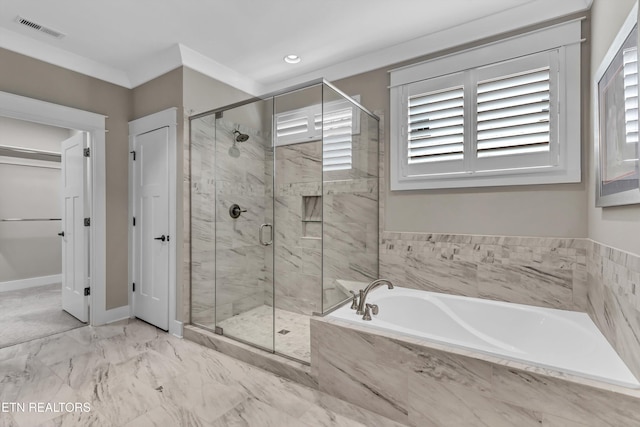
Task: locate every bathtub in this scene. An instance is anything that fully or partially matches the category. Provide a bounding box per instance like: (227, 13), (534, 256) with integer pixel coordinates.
(329, 286), (640, 389)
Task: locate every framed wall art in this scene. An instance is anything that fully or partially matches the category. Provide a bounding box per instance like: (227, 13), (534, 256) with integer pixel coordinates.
(594, 3), (640, 207)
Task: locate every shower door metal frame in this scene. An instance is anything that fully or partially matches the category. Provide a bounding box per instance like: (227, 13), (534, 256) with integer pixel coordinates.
(188, 79), (380, 363)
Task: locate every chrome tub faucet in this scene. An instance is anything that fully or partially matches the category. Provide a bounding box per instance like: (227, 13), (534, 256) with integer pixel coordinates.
(355, 279), (394, 318)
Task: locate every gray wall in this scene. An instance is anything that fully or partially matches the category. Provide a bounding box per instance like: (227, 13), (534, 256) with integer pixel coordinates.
(0, 117), (71, 283)
(587, 0), (640, 255)
(131, 67), (185, 315)
(0, 48), (132, 309)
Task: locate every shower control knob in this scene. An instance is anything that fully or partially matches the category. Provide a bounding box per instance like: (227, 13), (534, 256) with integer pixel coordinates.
(229, 204), (247, 219)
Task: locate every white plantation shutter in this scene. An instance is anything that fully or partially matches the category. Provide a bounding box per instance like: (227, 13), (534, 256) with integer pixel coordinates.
(274, 96), (360, 172)
(275, 107), (316, 145)
(408, 86), (464, 164)
(476, 68), (551, 159)
(390, 21), (581, 190)
(317, 108), (353, 171)
(623, 47), (639, 145)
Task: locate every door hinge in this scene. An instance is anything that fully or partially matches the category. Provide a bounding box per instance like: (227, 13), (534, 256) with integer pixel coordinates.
(83, 148), (90, 157)
(130, 150), (136, 161)
(84, 287), (90, 296)
(84, 218), (91, 226)
(132, 283), (135, 292)
(133, 217), (136, 226)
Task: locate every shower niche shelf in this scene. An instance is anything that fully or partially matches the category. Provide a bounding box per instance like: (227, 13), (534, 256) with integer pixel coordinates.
(302, 195), (321, 238)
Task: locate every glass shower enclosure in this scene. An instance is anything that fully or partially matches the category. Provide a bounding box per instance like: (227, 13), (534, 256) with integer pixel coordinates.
(190, 81), (379, 363)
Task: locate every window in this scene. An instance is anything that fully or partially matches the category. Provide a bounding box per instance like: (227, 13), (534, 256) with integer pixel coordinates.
(624, 46), (639, 146)
(390, 20), (582, 190)
(274, 96), (360, 172)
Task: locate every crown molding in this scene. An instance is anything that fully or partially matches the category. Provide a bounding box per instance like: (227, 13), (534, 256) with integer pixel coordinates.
(0, 0), (592, 95)
(261, 0), (592, 93)
(177, 45), (264, 96)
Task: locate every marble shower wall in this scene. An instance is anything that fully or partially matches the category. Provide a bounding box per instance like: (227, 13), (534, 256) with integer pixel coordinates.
(587, 240), (640, 381)
(214, 119), (269, 321)
(322, 113), (380, 309)
(311, 317), (640, 427)
(380, 232), (588, 311)
(271, 114), (380, 313)
(190, 115), (216, 327)
(272, 141), (323, 315)
(190, 114), (270, 327)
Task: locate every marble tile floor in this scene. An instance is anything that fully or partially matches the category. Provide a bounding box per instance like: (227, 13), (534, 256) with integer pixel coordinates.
(214, 305), (311, 363)
(0, 318), (406, 427)
(0, 284), (85, 349)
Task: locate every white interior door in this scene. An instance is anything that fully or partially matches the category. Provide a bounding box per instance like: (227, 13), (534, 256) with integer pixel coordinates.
(61, 132), (89, 322)
(132, 127), (170, 330)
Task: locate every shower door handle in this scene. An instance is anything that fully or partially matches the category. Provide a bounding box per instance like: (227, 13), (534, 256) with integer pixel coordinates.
(259, 223), (273, 246)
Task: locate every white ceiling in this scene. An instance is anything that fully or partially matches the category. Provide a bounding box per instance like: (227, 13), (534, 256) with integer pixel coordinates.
(0, 0), (592, 95)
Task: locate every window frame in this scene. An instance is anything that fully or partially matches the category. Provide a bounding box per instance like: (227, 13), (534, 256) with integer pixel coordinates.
(390, 20), (582, 190)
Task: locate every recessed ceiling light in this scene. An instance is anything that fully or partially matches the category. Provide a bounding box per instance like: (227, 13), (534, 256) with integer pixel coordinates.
(284, 54), (301, 64)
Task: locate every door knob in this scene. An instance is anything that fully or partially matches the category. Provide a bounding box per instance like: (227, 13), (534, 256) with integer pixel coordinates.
(154, 235), (167, 242)
(58, 231), (65, 237)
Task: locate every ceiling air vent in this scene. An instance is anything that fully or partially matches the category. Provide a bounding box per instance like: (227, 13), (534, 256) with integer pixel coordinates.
(14, 15), (65, 39)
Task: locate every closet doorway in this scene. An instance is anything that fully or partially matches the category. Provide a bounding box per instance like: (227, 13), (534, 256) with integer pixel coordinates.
(0, 117), (89, 347)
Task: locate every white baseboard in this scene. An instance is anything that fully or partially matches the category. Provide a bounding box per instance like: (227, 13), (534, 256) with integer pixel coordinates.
(95, 305), (131, 325)
(170, 320), (183, 338)
(0, 274), (62, 293)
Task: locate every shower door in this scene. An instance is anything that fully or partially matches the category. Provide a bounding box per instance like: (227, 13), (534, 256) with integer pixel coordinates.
(213, 99), (275, 352)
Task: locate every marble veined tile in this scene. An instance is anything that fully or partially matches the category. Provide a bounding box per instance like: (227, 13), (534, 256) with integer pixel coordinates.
(316, 321), (410, 423)
(10, 358), (80, 426)
(0, 412), (17, 427)
(160, 371), (247, 423)
(409, 375), (543, 427)
(49, 351), (112, 400)
(3, 317), (409, 427)
(89, 371), (163, 426)
(298, 405), (369, 427)
(313, 392), (408, 427)
(111, 350), (187, 390)
(491, 365), (640, 426)
(36, 408), (112, 427)
(21, 334), (91, 367)
(210, 397), (306, 427)
(542, 413), (592, 427)
(122, 402), (210, 427)
(478, 264), (574, 309)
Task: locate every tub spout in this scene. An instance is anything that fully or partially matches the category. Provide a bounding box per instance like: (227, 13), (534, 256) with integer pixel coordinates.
(356, 279), (394, 315)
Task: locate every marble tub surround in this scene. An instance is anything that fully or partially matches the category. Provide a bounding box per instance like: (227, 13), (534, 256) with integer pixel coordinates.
(311, 317), (640, 427)
(587, 240), (640, 381)
(380, 232), (587, 311)
(0, 319), (406, 427)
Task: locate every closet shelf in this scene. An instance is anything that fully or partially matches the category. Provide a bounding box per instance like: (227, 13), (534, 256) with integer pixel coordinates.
(0, 145), (61, 162)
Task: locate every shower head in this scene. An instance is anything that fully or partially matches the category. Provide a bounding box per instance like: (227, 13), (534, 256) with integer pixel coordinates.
(233, 129), (249, 143)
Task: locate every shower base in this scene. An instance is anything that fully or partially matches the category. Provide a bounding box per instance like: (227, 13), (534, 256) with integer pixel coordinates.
(197, 305), (311, 363)
(184, 323), (317, 389)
